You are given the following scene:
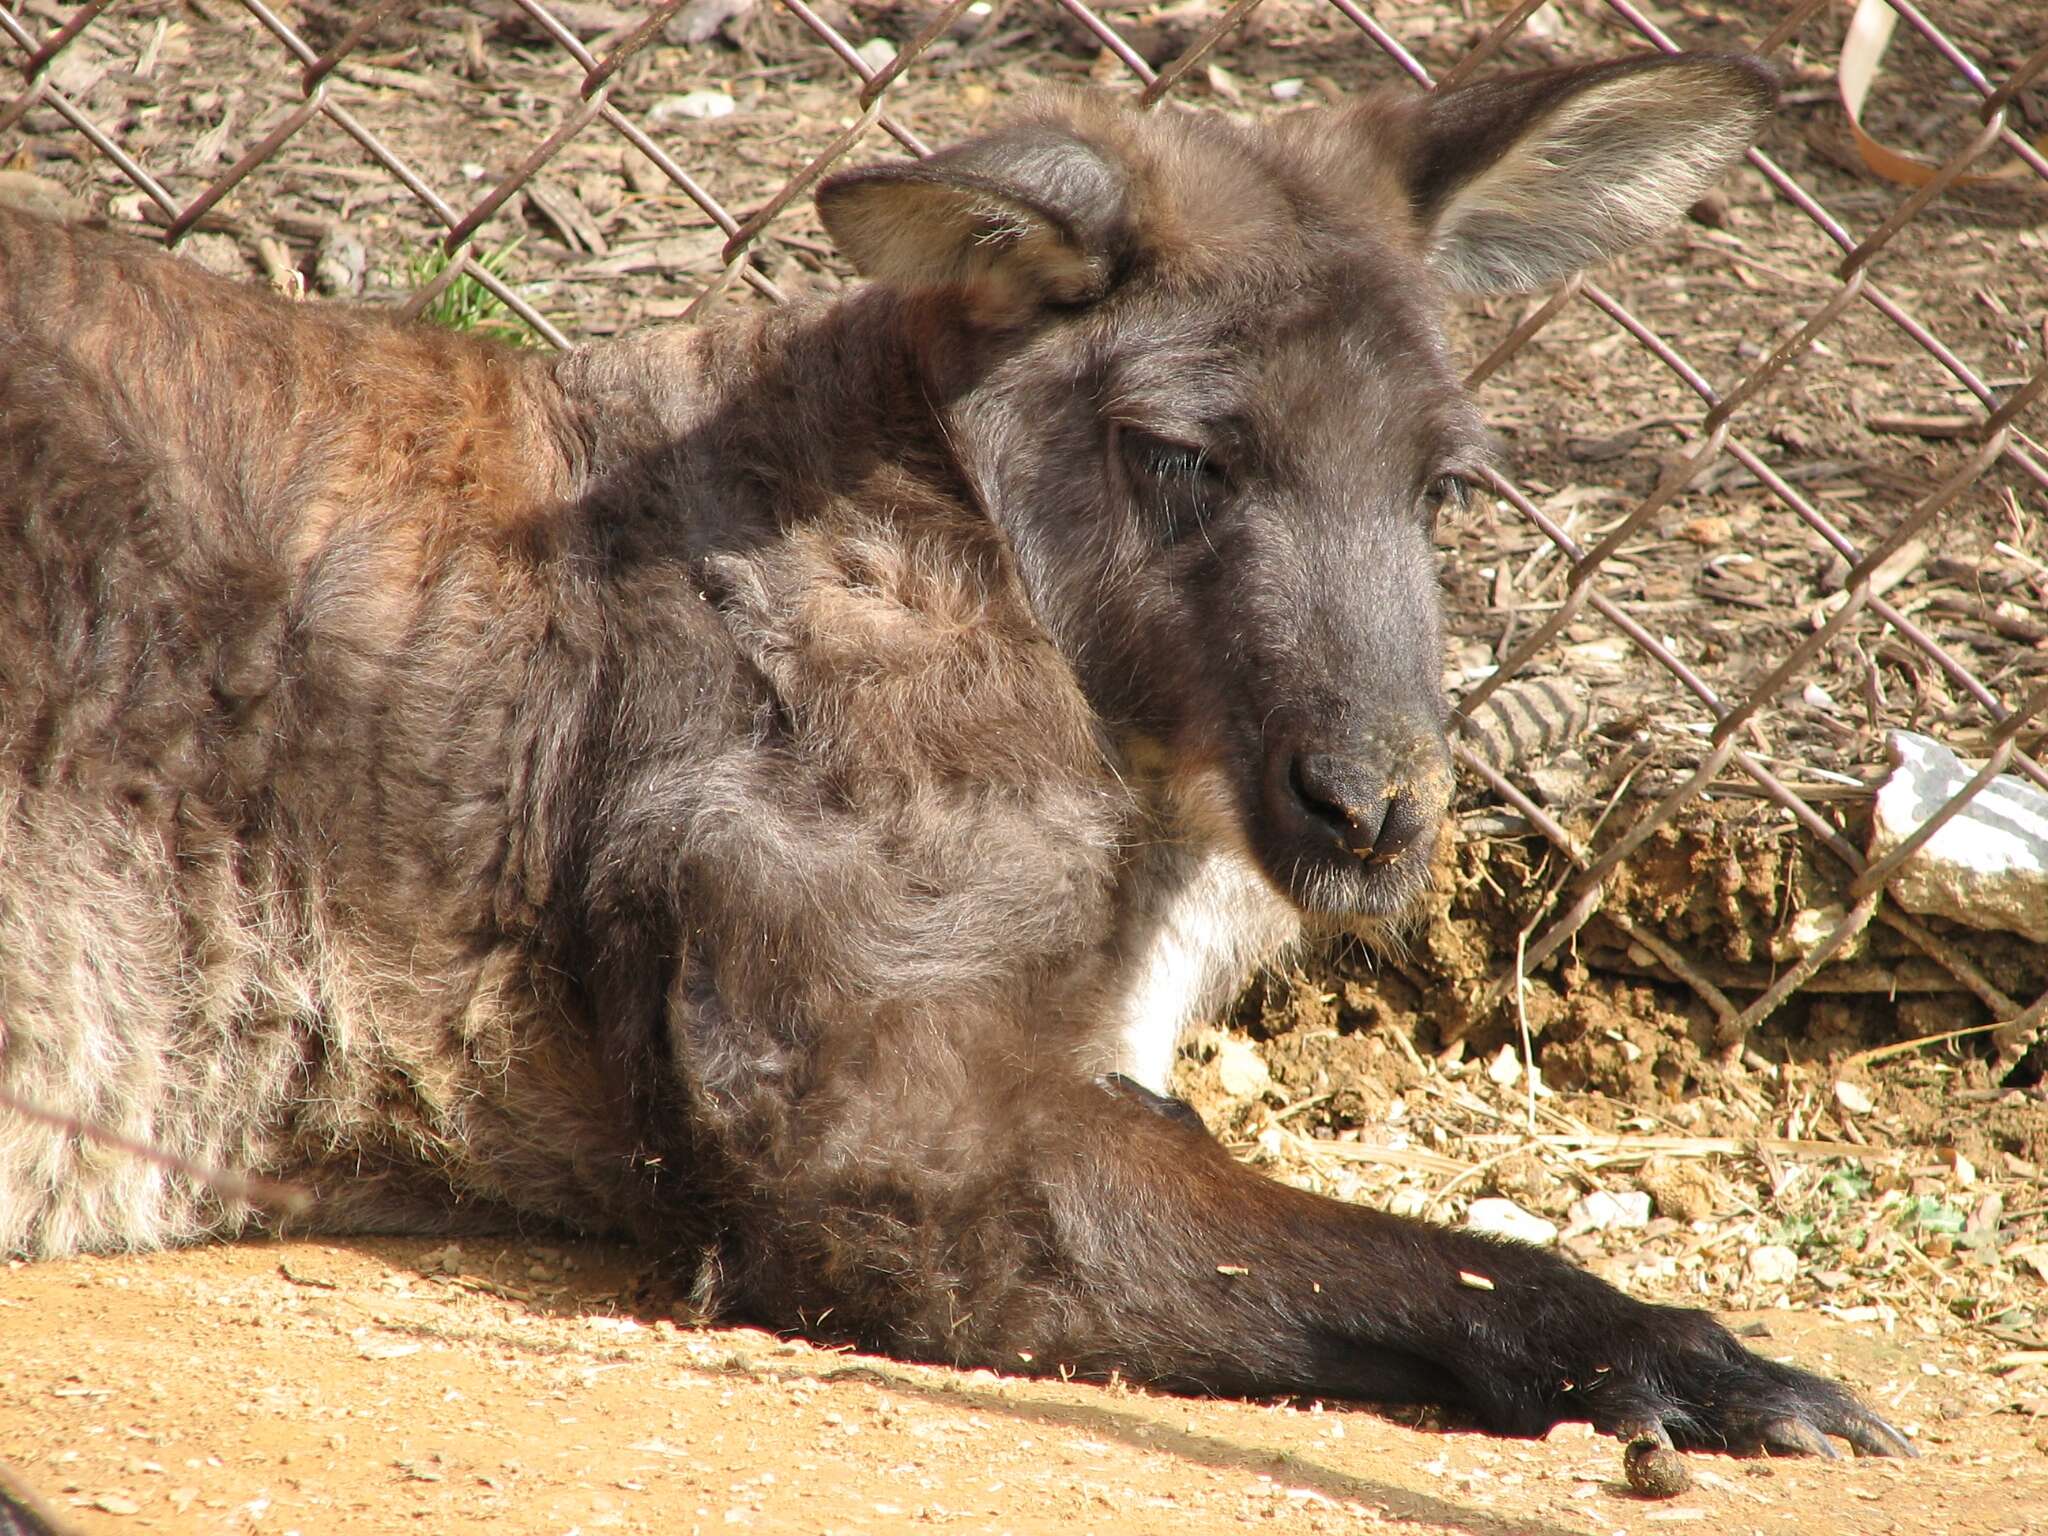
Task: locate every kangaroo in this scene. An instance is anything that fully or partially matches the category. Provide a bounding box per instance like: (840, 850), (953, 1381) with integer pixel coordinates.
(0, 53), (1910, 1457)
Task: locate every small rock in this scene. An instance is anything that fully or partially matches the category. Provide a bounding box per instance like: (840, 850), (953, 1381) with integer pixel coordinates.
(1269, 77), (1305, 101)
(1870, 730), (2048, 943)
(1638, 1155), (1720, 1228)
(666, 0), (756, 45)
(1773, 904), (1863, 962)
(1465, 1197), (1557, 1247)
(650, 89), (736, 124)
(1567, 1190), (1653, 1234)
(94, 1493), (143, 1515)
(313, 228), (367, 296)
(416, 1242), (463, 1274)
(1486, 1044), (1522, 1087)
(174, 232), (245, 279)
(1832, 1080), (1875, 1116)
(1746, 1244), (1799, 1286)
(855, 37), (897, 72)
(1213, 1036), (1271, 1099)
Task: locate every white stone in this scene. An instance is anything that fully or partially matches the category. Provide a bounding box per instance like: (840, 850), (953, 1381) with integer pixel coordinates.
(1870, 730), (2048, 943)
(856, 37), (898, 71)
(650, 89), (736, 123)
(1832, 1079), (1875, 1115)
(1465, 1197), (1558, 1247)
(1775, 903), (1863, 962)
(1212, 1035), (1272, 1099)
(1566, 1190), (1652, 1234)
(1387, 1188), (1429, 1218)
(1746, 1244), (1799, 1286)
(1486, 1044), (1522, 1087)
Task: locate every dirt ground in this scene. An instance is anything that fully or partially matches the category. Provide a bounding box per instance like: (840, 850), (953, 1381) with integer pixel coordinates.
(4, 1), (2048, 1533)
(4, 1236), (2045, 1536)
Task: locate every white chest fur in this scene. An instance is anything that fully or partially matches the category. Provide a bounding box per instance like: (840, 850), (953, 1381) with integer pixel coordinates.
(1100, 843), (1301, 1094)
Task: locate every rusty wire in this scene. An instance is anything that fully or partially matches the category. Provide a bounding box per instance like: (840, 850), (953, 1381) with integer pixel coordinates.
(2, 0), (2043, 1057)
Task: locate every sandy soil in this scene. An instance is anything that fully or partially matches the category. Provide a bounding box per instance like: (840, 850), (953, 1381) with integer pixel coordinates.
(4, 1236), (2044, 1536)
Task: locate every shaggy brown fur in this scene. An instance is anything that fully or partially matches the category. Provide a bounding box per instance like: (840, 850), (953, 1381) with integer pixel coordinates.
(0, 57), (1910, 1455)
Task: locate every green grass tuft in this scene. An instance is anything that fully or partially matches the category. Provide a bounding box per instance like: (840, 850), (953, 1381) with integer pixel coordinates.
(407, 238), (532, 345)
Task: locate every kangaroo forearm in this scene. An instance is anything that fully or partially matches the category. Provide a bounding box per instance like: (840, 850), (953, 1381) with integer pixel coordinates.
(725, 1087), (1870, 1449)
(726, 1087), (1511, 1396)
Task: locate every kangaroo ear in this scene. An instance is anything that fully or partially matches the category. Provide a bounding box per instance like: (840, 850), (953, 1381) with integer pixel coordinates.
(1401, 52), (1776, 294)
(817, 124), (1128, 311)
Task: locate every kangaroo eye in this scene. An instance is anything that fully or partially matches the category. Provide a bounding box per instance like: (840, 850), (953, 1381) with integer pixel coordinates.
(1114, 428), (1231, 547)
(1123, 431), (1228, 489)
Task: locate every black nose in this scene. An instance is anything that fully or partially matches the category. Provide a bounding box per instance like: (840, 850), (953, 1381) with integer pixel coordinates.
(1287, 752), (1434, 862)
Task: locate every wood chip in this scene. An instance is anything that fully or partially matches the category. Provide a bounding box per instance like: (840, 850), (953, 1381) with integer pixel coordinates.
(1865, 412), (1978, 439)
(525, 180), (609, 256)
(565, 232), (723, 280)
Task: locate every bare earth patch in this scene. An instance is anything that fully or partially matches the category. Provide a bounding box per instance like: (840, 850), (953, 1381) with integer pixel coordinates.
(3, 1236), (2043, 1536)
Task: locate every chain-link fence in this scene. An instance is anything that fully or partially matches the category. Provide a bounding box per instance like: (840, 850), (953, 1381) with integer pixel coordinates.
(4, 0), (2045, 1071)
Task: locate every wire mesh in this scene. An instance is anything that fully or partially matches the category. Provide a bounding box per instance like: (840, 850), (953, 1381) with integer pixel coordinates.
(3, 0), (2044, 1060)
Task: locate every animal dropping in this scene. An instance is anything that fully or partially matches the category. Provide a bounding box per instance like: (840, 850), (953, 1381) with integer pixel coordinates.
(1, 54), (1912, 1462)
(1623, 1436), (1695, 1498)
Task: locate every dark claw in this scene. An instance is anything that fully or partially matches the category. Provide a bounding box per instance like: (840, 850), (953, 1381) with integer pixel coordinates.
(1760, 1417), (1838, 1458)
(1839, 1412), (1917, 1459)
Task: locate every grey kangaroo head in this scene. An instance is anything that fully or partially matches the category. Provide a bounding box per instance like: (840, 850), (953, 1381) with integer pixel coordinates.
(820, 54), (1774, 917)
